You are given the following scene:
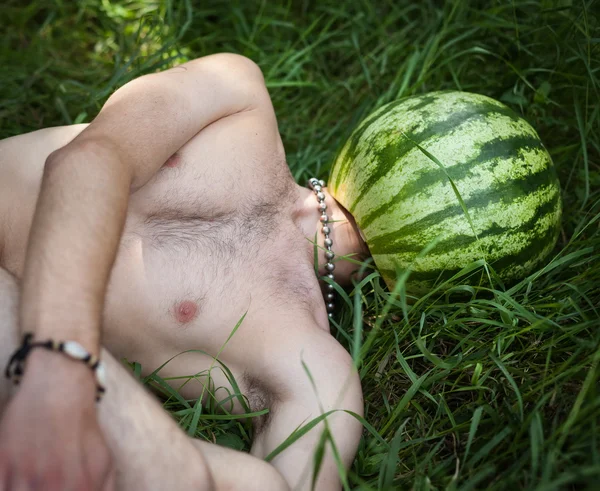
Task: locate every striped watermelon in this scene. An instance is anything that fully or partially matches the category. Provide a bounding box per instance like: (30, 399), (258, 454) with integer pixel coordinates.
(329, 91), (562, 293)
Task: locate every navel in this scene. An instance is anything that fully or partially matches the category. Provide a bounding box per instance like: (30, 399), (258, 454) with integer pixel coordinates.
(173, 300), (199, 324)
(163, 152), (180, 168)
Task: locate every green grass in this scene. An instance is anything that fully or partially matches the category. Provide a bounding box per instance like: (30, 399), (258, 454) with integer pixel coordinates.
(2, 0), (599, 489)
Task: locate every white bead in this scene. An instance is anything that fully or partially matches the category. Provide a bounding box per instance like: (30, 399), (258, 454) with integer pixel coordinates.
(96, 361), (107, 387)
(62, 341), (88, 360)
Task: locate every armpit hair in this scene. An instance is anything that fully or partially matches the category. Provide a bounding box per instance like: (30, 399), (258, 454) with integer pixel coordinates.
(241, 371), (279, 437)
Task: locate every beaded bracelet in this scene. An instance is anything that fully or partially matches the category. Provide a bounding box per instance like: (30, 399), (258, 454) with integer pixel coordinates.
(4, 333), (106, 401)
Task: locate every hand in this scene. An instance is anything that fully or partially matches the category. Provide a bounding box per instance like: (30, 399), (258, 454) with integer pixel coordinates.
(0, 349), (115, 491)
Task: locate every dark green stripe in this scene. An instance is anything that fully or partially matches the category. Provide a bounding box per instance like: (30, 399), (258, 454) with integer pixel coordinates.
(359, 135), (547, 230)
(331, 98), (412, 190)
(377, 219), (559, 292)
(331, 94), (446, 189)
(491, 217), (560, 274)
(346, 103), (522, 213)
(367, 168), (559, 254)
(370, 191), (560, 256)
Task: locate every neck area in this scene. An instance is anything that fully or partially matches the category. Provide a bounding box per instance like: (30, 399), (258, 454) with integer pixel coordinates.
(293, 183), (369, 287)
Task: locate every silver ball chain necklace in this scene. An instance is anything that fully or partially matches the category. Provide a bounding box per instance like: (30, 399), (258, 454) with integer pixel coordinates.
(307, 178), (336, 318)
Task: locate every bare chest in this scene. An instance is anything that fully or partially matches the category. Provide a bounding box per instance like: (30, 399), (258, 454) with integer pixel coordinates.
(0, 119), (328, 413)
(100, 140), (326, 410)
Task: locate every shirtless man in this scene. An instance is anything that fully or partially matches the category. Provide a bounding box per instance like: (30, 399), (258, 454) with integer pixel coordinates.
(0, 54), (367, 490)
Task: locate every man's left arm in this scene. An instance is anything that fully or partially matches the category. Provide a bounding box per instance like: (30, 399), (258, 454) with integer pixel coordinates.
(251, 329), (364, 491)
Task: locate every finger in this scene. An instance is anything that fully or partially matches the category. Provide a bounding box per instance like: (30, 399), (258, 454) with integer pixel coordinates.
(0, 466), (10, 491)
(6, 469), (30, 491)
(0, 462), (6, 491)
(13, 476), (32, 491)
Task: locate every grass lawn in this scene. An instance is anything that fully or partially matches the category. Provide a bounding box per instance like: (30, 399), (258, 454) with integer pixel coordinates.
(1, 0), (599, 489)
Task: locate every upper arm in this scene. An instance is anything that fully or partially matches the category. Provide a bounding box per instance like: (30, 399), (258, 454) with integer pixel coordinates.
(61, 53), (270, 189)
(251, 331), (364, 491)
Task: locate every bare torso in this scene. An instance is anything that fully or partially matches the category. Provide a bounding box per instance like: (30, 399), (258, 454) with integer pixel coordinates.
(0, 56), (365, 491)
(0, 116), (329, 414)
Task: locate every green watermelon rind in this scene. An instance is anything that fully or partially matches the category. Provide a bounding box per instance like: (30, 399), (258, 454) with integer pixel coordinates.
(329, 91), (562, 292)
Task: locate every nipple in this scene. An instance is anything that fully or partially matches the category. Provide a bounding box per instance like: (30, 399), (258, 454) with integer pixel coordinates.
(173, 300), (198, 324)
(163, 153), (180, 168)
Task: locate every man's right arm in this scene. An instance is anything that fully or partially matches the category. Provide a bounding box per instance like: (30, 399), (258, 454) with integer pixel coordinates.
(0, 53), (271, 491)
(251, 328), (364, 491)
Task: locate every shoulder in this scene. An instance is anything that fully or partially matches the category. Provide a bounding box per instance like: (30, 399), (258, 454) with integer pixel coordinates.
(0, 124), (90, 272)
(241, 315), (363, 410)
(0, 124), (89, 160)
(262, 323), (363, 409)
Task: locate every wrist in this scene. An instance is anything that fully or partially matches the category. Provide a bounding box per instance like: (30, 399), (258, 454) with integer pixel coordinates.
(13, 349), (98, 405)
(22, 320), (100, 356)
(27, 347), (96, 376)
(7, 335), (105, 402)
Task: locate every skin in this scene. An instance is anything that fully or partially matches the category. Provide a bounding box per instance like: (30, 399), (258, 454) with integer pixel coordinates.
(0, 54), (368, 491)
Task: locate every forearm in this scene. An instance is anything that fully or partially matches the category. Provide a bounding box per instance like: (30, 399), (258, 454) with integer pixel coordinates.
(20, 137), (131, 354)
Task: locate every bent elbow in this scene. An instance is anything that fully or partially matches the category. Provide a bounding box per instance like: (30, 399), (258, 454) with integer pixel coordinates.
(192, 52), (265, 84)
